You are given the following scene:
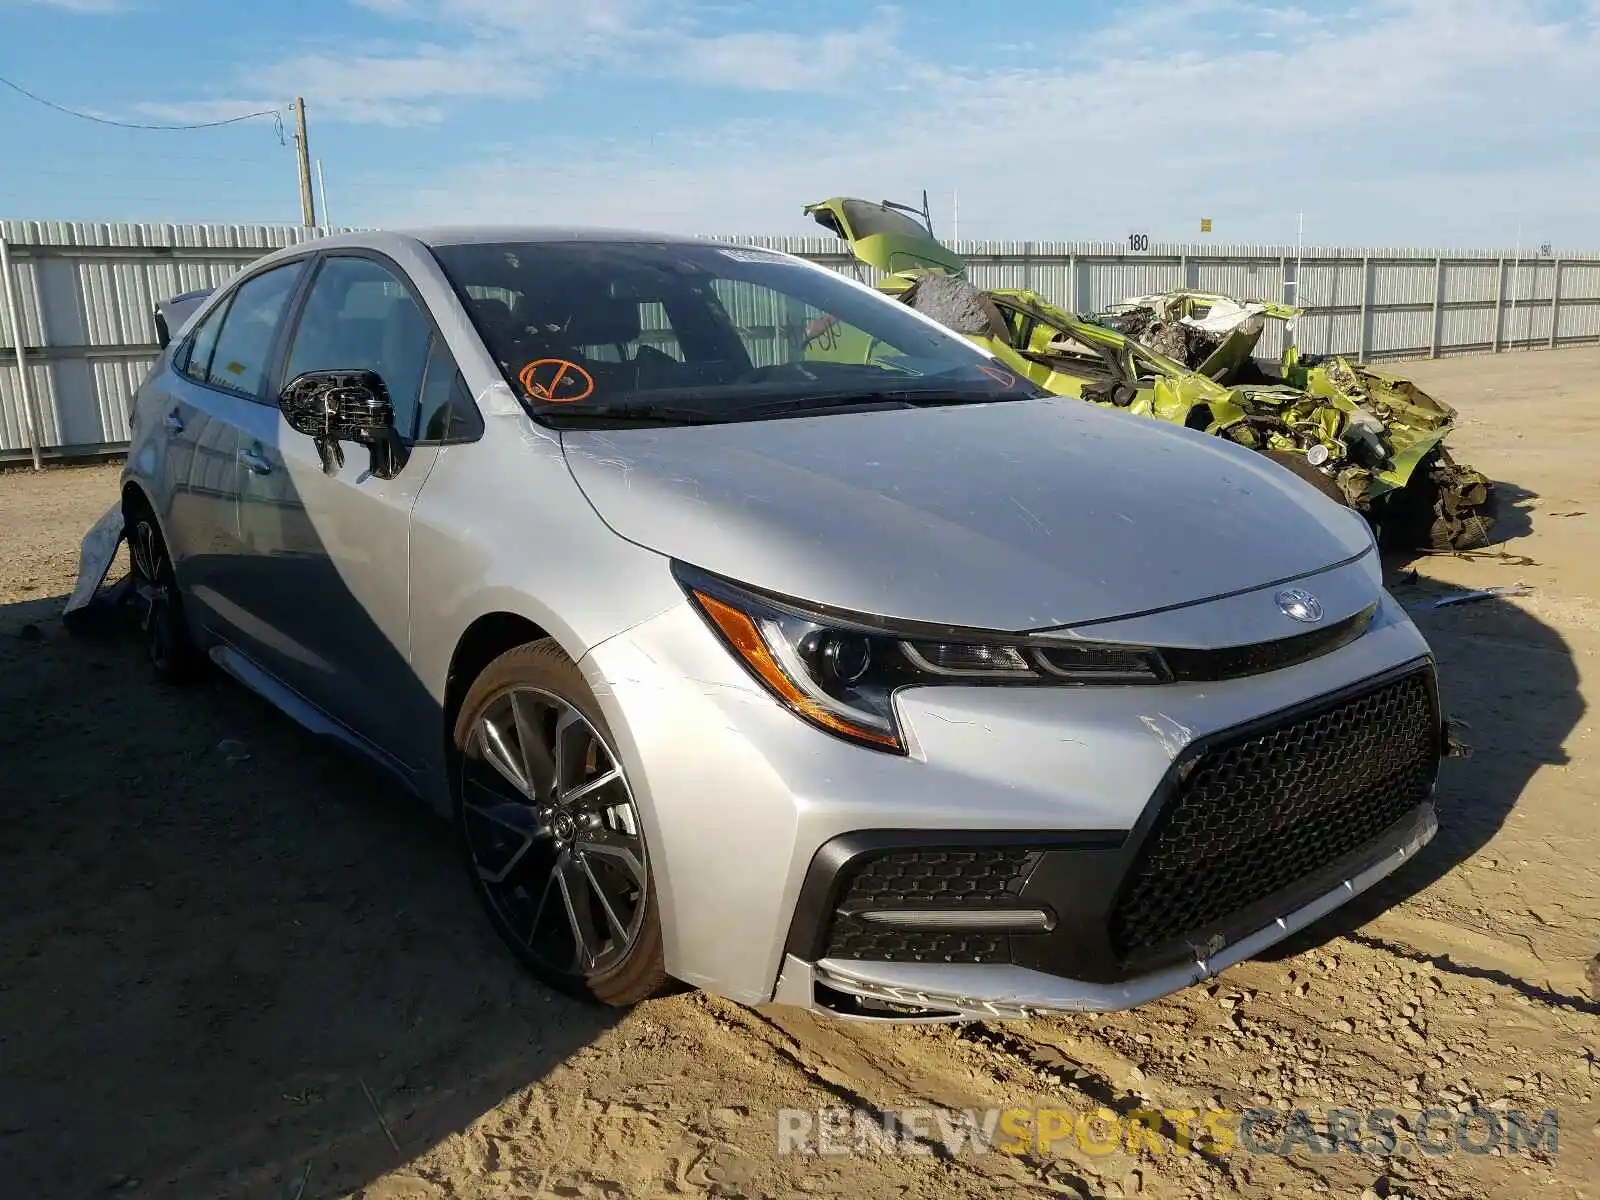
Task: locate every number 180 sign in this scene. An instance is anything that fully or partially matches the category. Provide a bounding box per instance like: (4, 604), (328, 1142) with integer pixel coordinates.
(1127, 232), (1151, 253)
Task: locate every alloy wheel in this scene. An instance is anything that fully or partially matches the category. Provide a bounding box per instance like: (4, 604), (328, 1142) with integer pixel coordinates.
(460, 686), (649, 979)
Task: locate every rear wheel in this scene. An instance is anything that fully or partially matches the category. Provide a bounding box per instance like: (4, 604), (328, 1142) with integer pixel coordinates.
(451, 640), (668, 1006)
(125, 502), (203, 683)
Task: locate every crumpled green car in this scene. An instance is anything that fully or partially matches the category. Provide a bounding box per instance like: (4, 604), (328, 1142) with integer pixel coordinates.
(802, 198), (1494, 552)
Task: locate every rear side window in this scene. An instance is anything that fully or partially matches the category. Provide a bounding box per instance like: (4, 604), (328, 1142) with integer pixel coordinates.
(204, 263), (305, 398)
(181, 300), (230, 384)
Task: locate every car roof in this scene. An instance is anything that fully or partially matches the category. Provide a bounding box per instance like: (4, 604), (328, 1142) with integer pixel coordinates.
(287, 227), (715, 253)
(404, 226), (709, 248)
(241, 227), (735, 274)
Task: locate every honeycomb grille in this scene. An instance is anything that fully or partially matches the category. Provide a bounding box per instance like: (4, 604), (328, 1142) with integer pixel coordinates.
(1109, 669), (1439, 960)
(821, 847), (1042, 962)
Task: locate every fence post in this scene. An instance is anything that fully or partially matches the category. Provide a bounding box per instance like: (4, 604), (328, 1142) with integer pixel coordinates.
(1022, 241), (1033, 292)
(1491, 257), (1506, 352)
(1358, 255), (1371, 362)
(1179, 251), (1189, 290)
(1548, 259), (1563, 350)
(0, 233), (42, 471)
(1430, 256), (1443, 358)
(1279, 254), (1291, 359)
(1068, 251), (1079, 312)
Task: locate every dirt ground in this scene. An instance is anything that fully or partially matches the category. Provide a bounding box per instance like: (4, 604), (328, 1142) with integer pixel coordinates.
(1, 347), (1597, 1200)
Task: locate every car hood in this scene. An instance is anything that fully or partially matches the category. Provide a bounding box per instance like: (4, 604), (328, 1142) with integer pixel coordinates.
(560, 397), (1374, 632)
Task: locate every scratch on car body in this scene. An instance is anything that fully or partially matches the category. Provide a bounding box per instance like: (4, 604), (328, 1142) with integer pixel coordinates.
(1010, 495), (1050, 534)
(1140, 711), (1194, 760)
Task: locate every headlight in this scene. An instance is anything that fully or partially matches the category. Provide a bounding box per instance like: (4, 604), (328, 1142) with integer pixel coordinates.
(674, 564), (1167, 753)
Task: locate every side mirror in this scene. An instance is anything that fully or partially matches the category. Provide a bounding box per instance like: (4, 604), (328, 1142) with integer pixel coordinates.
(279, 369), (408, 479)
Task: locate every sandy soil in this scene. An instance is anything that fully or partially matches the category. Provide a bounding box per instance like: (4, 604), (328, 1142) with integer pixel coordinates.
(1, 347), (1597, 1200)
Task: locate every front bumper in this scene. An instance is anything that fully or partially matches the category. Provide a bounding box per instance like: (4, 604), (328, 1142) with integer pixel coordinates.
(581, 573), (1440, 1010)
(772, 802), (1435, 1022)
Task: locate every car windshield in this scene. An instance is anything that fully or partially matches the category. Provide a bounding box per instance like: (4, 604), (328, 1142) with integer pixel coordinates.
(428, 240), (1030, 420)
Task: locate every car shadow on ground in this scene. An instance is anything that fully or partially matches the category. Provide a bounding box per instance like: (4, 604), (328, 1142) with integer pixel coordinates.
(1255, 571), (1586, 1004)
(1485, 480), (1538, 545)
(0, 594), (620, 1200)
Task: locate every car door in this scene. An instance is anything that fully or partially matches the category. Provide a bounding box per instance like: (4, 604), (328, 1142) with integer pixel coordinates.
(231, 252), (452, 768)
(158, 262), (307, 637)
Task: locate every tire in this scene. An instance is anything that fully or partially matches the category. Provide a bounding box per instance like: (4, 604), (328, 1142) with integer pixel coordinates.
(451, 639), (668, 1006)
(124, 499), (204, 684)
(1264, 449), (1351, 508)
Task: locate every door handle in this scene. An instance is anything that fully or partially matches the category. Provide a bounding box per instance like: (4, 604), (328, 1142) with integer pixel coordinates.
(162, 410), (185, 434)
(238, 446), (273, 475)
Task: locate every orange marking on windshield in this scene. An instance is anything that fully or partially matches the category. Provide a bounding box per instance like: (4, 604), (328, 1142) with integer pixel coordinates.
(519, 358), (595, 404)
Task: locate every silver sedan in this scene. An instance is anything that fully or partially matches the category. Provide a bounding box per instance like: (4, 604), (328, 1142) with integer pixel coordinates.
(108, 228), (1444, 1021)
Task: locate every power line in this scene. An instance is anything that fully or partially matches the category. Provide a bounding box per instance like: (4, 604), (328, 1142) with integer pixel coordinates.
(0, 72), (286, 132)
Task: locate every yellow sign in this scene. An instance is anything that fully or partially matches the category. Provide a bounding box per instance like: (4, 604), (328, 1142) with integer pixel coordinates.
(1200, 218), (1213, 233)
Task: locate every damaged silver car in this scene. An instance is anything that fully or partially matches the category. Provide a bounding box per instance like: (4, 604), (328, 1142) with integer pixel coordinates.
(70, 227), (1449, 1023)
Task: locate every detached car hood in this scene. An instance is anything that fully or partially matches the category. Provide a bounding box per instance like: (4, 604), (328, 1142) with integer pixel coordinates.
(803, 196), (967, 275)
(561, 398), (1373, 632)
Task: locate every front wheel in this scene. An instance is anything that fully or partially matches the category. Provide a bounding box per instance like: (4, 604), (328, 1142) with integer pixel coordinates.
(451, 640), (668, 1006)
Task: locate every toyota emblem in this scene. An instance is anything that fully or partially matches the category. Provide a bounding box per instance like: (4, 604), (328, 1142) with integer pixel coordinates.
(1275, 588), (1324, 624)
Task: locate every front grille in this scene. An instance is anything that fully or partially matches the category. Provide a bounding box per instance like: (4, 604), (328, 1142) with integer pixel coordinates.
(1160, 604), (1376, 683)
(1109, 668), (1439, 961)
(822, 847), (1042, 962)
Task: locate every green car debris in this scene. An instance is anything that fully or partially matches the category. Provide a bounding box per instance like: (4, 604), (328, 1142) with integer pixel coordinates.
(802, 197), (1494, 552)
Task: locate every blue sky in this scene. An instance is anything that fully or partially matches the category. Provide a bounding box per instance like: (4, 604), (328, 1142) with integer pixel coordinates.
(2, 0), (1598, 248)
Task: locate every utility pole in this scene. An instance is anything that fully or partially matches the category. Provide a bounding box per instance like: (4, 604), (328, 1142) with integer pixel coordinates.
(293, 97), (316, 227)
(316, 159), (331, 228)
(1283, 210), (1304, 357)
(1508, 223), (1521, 352)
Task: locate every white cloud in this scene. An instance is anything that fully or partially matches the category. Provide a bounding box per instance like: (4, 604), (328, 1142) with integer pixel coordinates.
(253, 44), (545, 124)
(173, 0), (900, 127)
(370, 0), (1600, 248)
(11, 0), (129, 10)
(657, 12), (900, 92)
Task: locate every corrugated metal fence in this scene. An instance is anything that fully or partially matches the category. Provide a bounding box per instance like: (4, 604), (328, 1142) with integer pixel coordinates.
(4, 220), (1600, 463)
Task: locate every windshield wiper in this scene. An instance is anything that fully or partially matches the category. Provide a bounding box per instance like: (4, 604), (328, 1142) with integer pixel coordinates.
(533, 387), (1029, 427)
(532, 402), (732, 425)
(722, 387), (1034, 419)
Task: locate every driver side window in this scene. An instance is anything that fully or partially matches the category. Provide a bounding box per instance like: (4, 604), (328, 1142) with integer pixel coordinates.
(282, 256), (431, 439)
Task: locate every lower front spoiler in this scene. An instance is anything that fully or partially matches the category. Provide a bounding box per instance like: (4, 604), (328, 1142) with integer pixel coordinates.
(769, 805), (1437, 1024)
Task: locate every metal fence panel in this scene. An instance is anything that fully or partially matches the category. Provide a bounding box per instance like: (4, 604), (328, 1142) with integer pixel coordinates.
(1562, 261), (1600, 300)
(1560, 296), (1600, 341)
(1443, 261), (1502, 304)
(3, 220), (1599, 461)
(1371, 260), (1435, 307)
(1441, 304), (1497, 351)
